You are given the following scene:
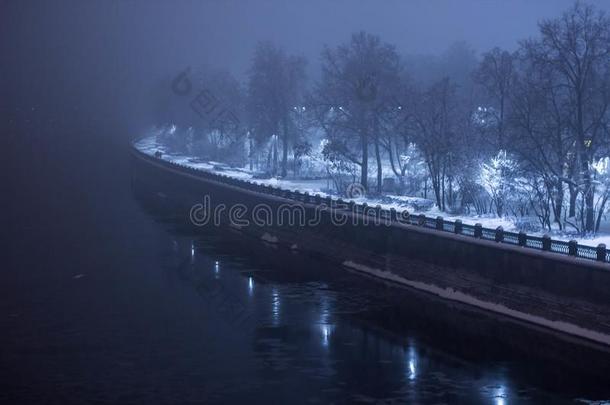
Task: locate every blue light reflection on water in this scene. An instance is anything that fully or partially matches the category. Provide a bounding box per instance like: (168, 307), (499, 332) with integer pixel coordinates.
(178, 232), (599, 404)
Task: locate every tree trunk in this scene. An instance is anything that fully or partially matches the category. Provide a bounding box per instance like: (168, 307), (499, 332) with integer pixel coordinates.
(374, 138), (382, 194)
(423, 178), (427, 199)
(553, 180), (563, 230)
(428, 161), (442, 210)
(281, 118), (289, 177)
(249, 136), (253, 171)
(361, 131), (368, 191)
(272, 136), (278, 176)
(583, 171), (595, 232)
(595, 193), (609, 233)
(441, 171), (446, 212)
(568, 184), (577, 218)
(577, 91), (595, 232)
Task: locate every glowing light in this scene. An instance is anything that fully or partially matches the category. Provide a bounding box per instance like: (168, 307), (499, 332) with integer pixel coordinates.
(593, 157), (609, 175)
(407, 346), (417, 381)
(321, 325), (331, 346)
(494, 386), (507, 405)
(248, 277), (254, 294)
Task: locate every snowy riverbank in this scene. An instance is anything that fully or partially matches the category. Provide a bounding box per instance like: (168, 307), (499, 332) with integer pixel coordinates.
(135, 135), (610, 249)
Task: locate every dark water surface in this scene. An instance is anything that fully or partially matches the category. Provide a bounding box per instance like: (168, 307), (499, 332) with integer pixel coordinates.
(4, 133), (610, 404)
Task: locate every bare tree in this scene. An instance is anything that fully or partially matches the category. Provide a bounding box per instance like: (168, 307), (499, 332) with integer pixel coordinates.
(405, 78), (466, 211)
(522, 2), (610, 232)
(473, 47), (516, 149)
(312, 31), (401, 193)
(246, 42), (306, 176)
(509, 57), (575, 229)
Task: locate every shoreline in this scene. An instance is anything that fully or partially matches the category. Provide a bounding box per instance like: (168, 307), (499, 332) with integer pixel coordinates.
(130, 141), (610, 350)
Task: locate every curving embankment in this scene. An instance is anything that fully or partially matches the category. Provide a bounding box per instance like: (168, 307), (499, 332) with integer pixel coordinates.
(130, 141), (610, 351)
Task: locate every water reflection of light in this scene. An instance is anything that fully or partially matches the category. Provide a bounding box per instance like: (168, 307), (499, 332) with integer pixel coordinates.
(214, 261), (220, 278)
(190, 241), (195, 261)
(248, 277), (254, 295)
(321, 324), (332, 347)
(494, 386), (506, 405)
(318, 292), (334, 347)
(271, 288), (280, 325)
(407, 346), (417, 381)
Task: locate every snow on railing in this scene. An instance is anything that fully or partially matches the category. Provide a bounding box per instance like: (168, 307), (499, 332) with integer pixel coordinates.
(134, 146), (610, 265)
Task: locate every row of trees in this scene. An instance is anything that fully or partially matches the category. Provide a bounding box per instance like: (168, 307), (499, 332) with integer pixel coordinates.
(156, 2), (610, 234)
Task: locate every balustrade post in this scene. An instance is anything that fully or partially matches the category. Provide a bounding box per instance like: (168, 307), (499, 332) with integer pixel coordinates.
(454, 219), (463, 234)
(518, 232), (527, 246)
(418, 214), (426, 226)
(542, 234), (551, 251)
(568, 240), (578, 256)
(435, 216), (444, 231)
(597, 243), (607, 262)
(474, 223), (482, 238)
(495, 226), (504, 242)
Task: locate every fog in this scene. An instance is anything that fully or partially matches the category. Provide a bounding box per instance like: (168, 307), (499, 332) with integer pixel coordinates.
(4, 0), (610, 141)
(3, 0), (610, 224)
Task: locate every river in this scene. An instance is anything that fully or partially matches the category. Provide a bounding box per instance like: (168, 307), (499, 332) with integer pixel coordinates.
(4, 132), (610, 403)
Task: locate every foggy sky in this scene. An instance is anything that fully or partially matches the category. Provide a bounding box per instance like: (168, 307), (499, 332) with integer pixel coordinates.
(3, 0), (610, 141)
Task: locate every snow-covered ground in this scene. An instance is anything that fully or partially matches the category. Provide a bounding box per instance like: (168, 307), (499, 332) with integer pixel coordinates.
(135, 136), (610, 249)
